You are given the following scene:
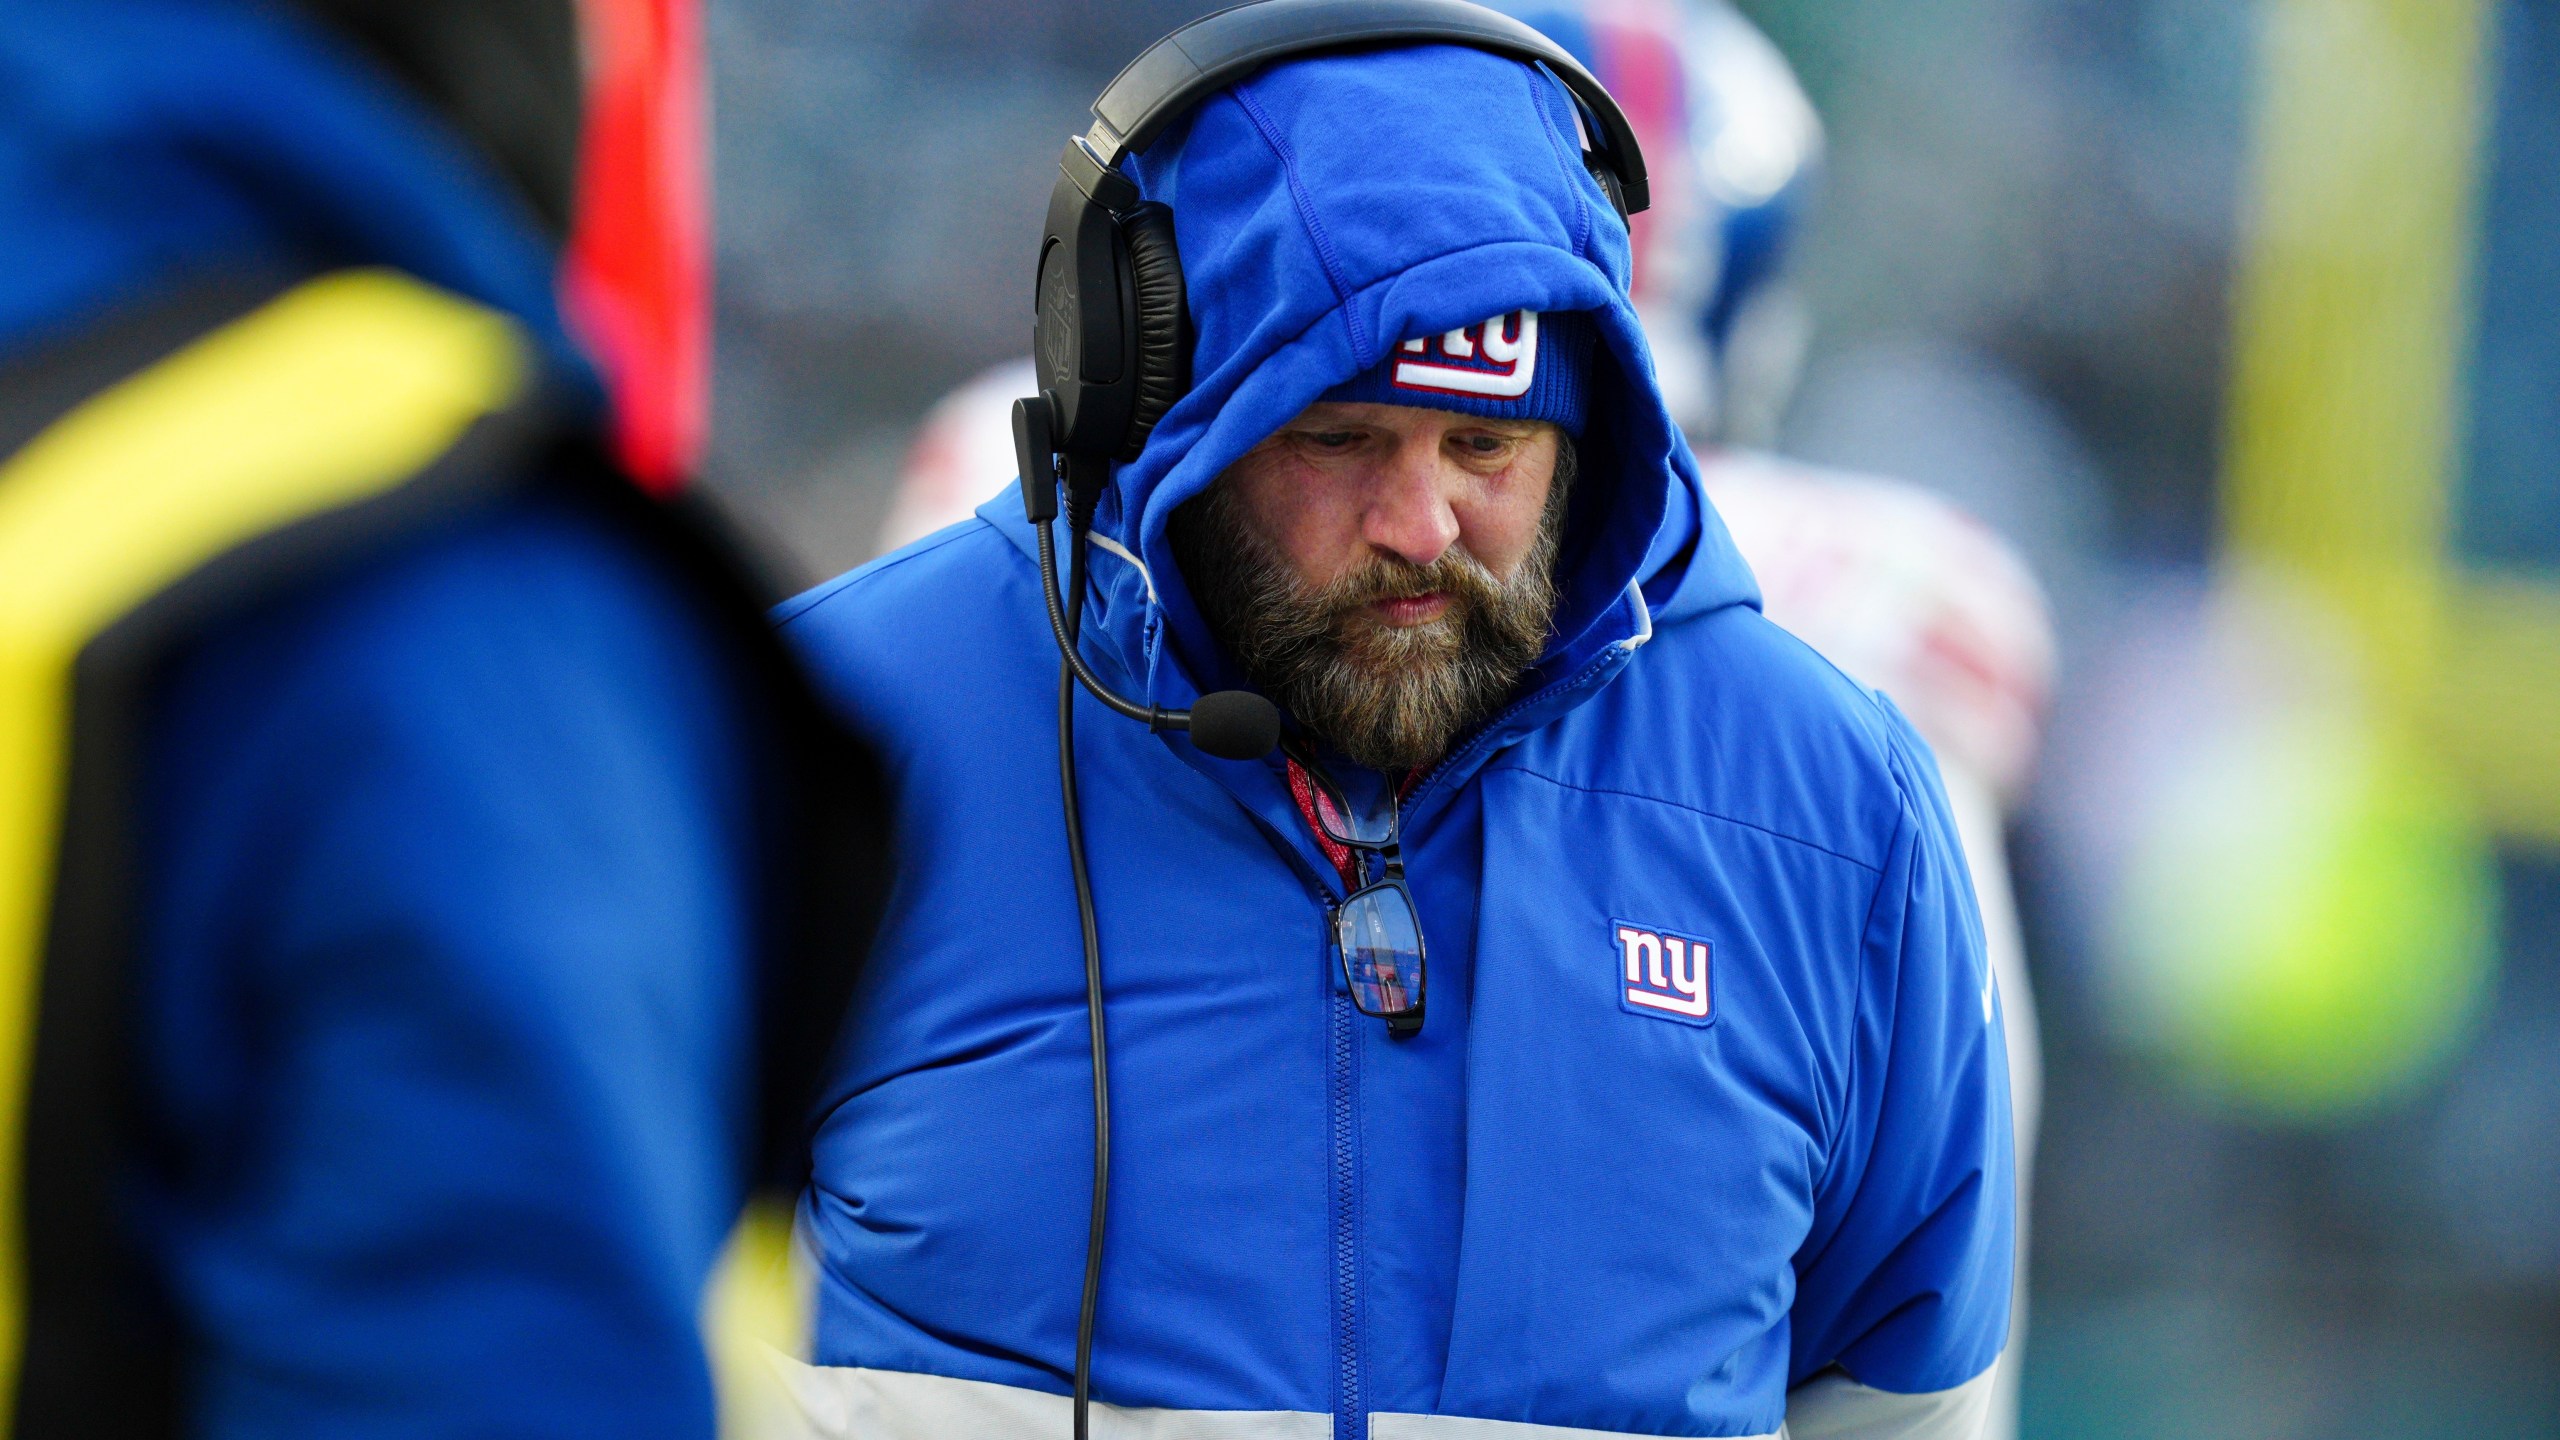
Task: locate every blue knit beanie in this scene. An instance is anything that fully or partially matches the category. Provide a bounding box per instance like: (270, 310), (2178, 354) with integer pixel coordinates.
(1320, 309), (1595, 435)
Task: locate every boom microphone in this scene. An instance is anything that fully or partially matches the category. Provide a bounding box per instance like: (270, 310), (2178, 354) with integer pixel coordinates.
(1014, 394), (1282, 762)
(1186, 689), (1285, 761)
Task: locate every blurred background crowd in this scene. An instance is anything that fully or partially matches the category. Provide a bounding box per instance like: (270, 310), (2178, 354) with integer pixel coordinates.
(701, 0), (2560, 1434)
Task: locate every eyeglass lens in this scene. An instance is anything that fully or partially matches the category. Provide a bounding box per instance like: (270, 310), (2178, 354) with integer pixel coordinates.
(1337, 881), (1425, 1018)
(1311, 782), (1396, 849)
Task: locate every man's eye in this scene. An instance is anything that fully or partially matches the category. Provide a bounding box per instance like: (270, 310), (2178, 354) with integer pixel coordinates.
(1455, 434), (1509, 456)
(1302, 431), (1361, 450)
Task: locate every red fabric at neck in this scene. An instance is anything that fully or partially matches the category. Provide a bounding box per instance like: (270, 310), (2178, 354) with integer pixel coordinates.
(1286, 758), (1357, 887)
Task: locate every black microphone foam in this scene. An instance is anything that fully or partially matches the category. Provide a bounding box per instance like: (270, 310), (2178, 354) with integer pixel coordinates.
(1187, 690), (1281, 760)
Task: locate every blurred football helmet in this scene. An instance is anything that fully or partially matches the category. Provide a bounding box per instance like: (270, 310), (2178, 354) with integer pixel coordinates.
(1487, 0), (1819, 441)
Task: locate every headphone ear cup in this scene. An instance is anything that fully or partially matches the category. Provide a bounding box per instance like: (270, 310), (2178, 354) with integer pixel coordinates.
(1118, 201), (1190, 460)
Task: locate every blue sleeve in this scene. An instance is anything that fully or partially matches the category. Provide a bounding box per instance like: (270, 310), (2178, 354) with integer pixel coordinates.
(1786, 704), (2015, 1394)
(136, 491), (770, 1440)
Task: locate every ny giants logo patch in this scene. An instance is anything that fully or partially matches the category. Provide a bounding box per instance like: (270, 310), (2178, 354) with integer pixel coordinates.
(1613, 921), (1713, 1025)
(1392, 310), (1540, 400)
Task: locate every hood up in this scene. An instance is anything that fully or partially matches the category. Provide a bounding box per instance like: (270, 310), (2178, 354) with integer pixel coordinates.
(987, 41), (1758, 743)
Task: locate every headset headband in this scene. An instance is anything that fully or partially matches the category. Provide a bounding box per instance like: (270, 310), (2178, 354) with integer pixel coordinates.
(1083, 0), (1650, 215)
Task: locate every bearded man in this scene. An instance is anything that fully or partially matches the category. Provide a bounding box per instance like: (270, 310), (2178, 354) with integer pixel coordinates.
(775, 23), (2011, 1440)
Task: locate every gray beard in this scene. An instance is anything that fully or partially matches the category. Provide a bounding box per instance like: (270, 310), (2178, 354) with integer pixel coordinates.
(1171, 441), (1574, 774)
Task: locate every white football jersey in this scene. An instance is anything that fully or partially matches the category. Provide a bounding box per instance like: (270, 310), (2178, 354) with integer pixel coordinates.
(877, 359), (1040, 556)
(1700, 448), (2055, 806)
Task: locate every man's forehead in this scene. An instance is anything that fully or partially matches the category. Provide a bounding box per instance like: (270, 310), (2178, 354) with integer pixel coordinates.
(1280, 401), (1553, 435)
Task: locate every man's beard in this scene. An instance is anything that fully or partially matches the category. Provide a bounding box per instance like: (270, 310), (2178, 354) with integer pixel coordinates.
(1171, 442), (1575, 774)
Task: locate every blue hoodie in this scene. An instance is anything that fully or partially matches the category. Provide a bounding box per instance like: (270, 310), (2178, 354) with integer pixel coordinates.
(778, 41), (2010, 1439)
(2, 4), (769, 1435)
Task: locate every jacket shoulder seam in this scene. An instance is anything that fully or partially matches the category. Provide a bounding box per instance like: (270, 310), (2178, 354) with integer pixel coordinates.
(773, 519), (997, 631)
(1500, 767), (1885, 874)
(1827, 795), (1917, 1196)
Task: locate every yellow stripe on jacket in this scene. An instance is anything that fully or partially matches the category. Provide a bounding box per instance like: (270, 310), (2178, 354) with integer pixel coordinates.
(0, 269), (526, 1414)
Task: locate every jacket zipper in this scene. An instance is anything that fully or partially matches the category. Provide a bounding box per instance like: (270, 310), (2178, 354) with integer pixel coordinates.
(1297, 648), (1620, 1440)
(1281, 759), (1366, 1440)
(1304, 657), (1621, 1440)
(1327, 962), (1363, 1440)
(1273, 750), (1368, 1440)
(1257, 756), (1366, 1440)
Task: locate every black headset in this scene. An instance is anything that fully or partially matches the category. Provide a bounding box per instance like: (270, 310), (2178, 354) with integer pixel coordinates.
(1012, 0), (1649, 762)
(1007, 6), (1647, 1434)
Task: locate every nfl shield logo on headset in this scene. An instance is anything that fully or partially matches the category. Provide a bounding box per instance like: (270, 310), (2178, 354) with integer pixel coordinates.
(1613, 920), (1713, 1025)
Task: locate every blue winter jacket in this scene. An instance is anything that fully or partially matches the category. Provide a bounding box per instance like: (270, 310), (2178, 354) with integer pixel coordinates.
(1, 4), (770, 1435)
(779, 41), (2011, 1440)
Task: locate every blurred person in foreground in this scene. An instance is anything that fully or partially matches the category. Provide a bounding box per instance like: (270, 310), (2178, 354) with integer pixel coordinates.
(884, 8), (2053, 1432)
(786, 12), (2011, 1437)
(0, 1), (882, 1435)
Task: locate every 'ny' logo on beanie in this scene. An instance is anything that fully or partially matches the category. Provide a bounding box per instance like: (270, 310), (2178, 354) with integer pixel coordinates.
(1393, 311), (1540, 399)
(1323, 309), (1593, 434)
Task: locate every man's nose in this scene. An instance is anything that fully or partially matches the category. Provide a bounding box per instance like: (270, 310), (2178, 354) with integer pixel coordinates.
(1360, 442), (1461, 568)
